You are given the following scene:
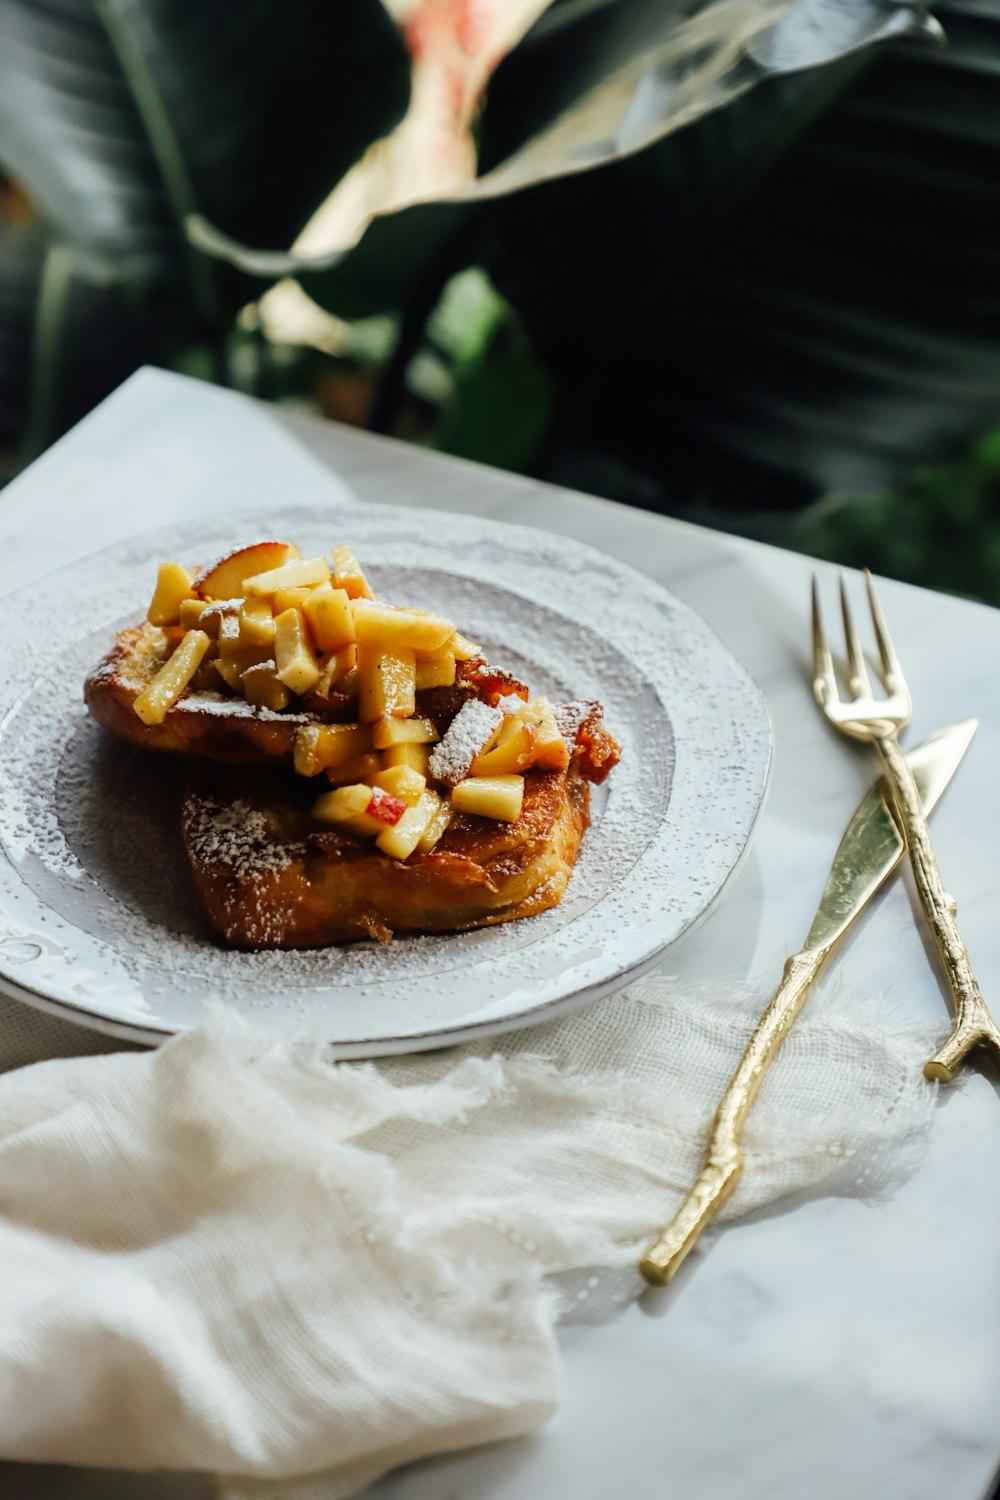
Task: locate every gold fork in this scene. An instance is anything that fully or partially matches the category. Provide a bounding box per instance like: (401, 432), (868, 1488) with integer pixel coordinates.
(812, 569), (1000, 1081)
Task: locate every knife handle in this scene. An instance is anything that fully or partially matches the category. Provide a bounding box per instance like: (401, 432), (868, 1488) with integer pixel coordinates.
(639, 944), (831, 1286)
(875, 737), (1000, 1081)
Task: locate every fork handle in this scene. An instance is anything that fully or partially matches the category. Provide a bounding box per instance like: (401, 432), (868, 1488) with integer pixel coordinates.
(876, 736), (1000, 1081)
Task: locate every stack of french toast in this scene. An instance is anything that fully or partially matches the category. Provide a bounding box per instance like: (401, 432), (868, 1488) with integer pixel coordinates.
(85, 537), (620, 949)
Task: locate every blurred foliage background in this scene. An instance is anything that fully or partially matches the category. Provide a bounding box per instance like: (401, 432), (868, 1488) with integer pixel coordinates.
(2, 0), (1000, 603)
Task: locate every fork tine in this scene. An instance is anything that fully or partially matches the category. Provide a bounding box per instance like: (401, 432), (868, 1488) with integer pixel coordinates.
(811, 575), (839, 707)
(839, 573), (873, 698)
(863, 568), (904, 691)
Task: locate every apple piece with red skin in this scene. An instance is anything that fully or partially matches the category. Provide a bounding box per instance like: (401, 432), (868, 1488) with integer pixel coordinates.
(193, 541), (300, 600)
(366, 787), (407, 826)
(311, 781), (408, 838)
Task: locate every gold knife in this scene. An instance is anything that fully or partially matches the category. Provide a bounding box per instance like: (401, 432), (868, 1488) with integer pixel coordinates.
(640, 718), (978, 1287)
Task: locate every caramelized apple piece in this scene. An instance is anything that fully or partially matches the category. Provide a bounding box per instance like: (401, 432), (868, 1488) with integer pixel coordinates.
(212, 658), (244, 693)
(147, 562), (194, 626)
(179, 598), (211, 631)
(352, 599), (453, 654)
(303, 584), (356, 652)
(471, 715), (539, 776)
(274, 608), (321, 694)
(324, 752), (383, 787)
(312, 782), (405, 836)
(239, 597), (276, 647)
(194, 541), (298, 600)
(451, 774), (524, 823)
(371, 716), (438, 748)
(294, 722), (372, 777)
(272, 585), (315, 615)
(369, 764), (426, 806)
(216, 613), (271, 677)
(241, 660), (291, 711)
(450, 632), (480, 661)
(331, 543), (373, 600)
(316, 643), (357, 693)
(357, 644), (416, 721)
(133, 630), (211, 725)
(416, 795), (452, 854)
(415, 652), (457, 690)
(383, 742), (431, 776)
(523, 696), (569, 771)
(244, 556), (331, 596)
(376, 790), (442, 861)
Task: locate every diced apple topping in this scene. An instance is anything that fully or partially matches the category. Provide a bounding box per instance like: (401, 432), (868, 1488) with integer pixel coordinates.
(324, 752), (383, 787)
(351, 599), (454, 653)
(450, 632), (481, 661)
(357, 644), (416, 721)
(376, 790), (443, 861)
(131, 536), (617, 829)
(133, 630), (211, 725)
(523, 695), (570, 771)
(244, 556), (331, 596)
(194, 541), (298, 600)
(451, 774), (525, 823)
(272, 585), (315, 615)
(428, 699), (503, 786)
(312, 783), (406, 837)
(370, 764), (426, 806)
(416, 795), (452, 854)
(371, 715), (438, 749)
(471, 715), (539, 777)
(147, 562), (193, 626)
(274, 608), (321, 694)
(241, 660), (291, 711)
(239, 597), (276, 646)
(294, 722), (372, 778)
(414, 652), (457, 690)
(331, 543), (373, 599)
(383, 742), (431, 776)
(179, 598), (211, 631)
(302, 584), (355, 652)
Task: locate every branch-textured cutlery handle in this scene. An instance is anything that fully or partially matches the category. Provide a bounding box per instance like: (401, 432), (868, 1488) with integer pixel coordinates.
(640, 945), (829, 1286)
(876, 737), (1000, 1080)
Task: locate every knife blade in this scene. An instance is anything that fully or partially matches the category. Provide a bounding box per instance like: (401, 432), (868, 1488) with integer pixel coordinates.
(640, 718), (978, 1286)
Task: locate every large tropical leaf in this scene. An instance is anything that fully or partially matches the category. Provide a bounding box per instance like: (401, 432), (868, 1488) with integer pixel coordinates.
(190, 0), (932, 320)
(483, 0), (1000, 501)
(0, 0), (410, 455)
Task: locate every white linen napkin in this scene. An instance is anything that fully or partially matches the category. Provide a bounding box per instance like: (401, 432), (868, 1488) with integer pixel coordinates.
(0, 979), (937, 1499)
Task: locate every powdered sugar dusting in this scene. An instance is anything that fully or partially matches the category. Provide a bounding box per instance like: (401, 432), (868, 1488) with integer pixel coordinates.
(174, 691), (311, 724)
(182, 795), (295, 875)
(428, 699), (504, 786)
(555, 700), (598, 743)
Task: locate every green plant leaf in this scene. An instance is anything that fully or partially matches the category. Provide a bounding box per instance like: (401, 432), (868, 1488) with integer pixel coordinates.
(189, 0), (935, 322)
(477, 0), (1000, 501)
(0, 0), (410, 461)
(0, 0), (409, 291)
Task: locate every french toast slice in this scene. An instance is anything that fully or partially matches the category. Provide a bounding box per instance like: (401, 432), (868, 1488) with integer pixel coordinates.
(84, 623), (523, 765)
(181, 702), (618, 948)
(182, 759), (591, 948)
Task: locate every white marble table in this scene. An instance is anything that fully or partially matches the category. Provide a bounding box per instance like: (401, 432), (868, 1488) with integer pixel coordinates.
(2, 367), (999, 1500)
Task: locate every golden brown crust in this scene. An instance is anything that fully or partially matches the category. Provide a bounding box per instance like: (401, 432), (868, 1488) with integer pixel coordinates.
(84, 624), (320, 765)
(181, 761), (591, 949)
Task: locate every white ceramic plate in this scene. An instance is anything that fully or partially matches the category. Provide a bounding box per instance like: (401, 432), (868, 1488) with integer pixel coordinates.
(0, 503), (770, 1055)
